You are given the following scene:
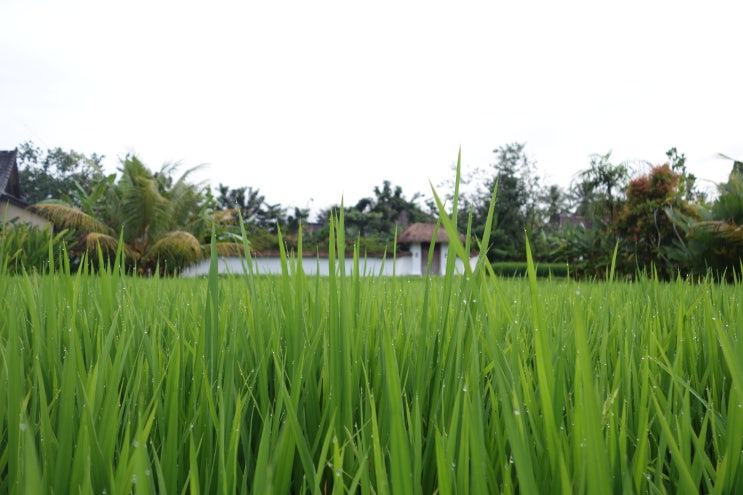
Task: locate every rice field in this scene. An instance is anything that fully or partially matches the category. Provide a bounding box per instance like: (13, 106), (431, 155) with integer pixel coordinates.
(1, 232), (742, 494)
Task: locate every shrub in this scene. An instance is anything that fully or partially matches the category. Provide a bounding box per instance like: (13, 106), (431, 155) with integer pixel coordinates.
(0, 221), (72, 274)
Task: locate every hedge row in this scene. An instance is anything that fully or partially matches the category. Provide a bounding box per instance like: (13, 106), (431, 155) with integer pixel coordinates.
(490, 261), (569, 278)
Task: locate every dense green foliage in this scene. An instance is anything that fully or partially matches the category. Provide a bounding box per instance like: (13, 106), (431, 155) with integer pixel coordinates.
(667, 160), (743, 281)
(27, 154), (243, 275)
(451, 142), (542, 261)
(16, 141), (107, 206)
(613, 163), (699, 279)
(312, 180), (433, 253)
(0, 221), (72, 274)
(10, 141), (743, 279)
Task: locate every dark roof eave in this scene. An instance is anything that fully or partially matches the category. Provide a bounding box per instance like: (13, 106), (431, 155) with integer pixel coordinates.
(1, 193), (30, 209)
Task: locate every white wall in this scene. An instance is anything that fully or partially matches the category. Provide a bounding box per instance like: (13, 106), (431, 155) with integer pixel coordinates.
(182, 254), (415, 277)
(181, 246), (477, 277)
(1, 202), (50, 228)
(409, 244), (422, 276)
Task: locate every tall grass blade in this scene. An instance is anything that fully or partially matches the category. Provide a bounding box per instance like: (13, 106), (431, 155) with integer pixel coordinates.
(204, 224), (220, 380)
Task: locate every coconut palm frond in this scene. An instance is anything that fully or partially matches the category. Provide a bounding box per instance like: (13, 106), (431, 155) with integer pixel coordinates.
(81, 232), (119, 253)
(167, 184), (204, 232)
(146, 231), (204, 271)
(29, 202), (112, 234)
(159, 161), (209, 190)
(210, 209), (238, 225)
(213, 242), (246, 257)
(150, 161), (209, 233)
(695, 220), (743, 245)
(80, 232), (137, 260)
(118, 156), (171, 243)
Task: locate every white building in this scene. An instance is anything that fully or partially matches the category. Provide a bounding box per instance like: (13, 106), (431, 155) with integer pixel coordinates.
(396, 222), (468, 276)
(182, 222), (475, 277)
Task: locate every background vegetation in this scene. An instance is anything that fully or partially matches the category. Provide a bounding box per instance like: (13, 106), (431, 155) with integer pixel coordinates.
(6, 140), (743, 280)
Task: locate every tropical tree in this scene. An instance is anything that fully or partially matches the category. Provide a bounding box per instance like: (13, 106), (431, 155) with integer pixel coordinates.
(317, 181), (430, 240)
(547, 152), (629, 277)
(30, 155), (240, 274)
(286, 207), (311, 234)
(256, 203), (287, 233)
(666, 147), (706, 203)
(463, 143), (541, 261)
(667, 156), (743, 280)
(368, 180), (431, 232)
(575, 151), (629, 227)
(540, 184), (570, 227)
(614, 163), (699, 278)
(310, 181), (431, 255)
(567, 178), (599, 220)
(16, 141), (107, 205)
(214, 184), (266, 227)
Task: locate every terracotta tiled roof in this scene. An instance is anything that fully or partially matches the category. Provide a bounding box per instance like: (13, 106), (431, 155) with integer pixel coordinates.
(397, 222), (465, 243)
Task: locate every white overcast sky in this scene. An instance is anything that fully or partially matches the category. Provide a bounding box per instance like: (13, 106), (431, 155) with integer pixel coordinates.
(2, 0), (742, 218)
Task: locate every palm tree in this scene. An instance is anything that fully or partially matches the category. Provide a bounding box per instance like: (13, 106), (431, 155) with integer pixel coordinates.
(666, 156), (743, 279)
(577, 151), (629, 225)
(30, 155), (242, 274)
